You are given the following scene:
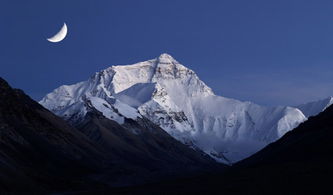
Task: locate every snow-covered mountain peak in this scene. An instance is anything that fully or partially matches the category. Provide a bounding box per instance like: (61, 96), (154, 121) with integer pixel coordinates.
(156, 53), (178, 63)
(40, 54), (309, 163)
(90, 54), (214, 97)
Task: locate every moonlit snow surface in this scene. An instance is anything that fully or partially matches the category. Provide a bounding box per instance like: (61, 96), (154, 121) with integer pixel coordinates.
(296, 97), (333, 118)
(47, 23), (68, 43)
(40, 54), (332, 163)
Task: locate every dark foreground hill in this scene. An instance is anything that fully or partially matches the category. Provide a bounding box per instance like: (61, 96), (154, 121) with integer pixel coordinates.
(109, 101), (333, 194)
(0, 78), (106, 193)
(0, 78), (220, 194)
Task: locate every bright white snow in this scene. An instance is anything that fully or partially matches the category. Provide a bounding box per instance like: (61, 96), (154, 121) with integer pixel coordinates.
(296, 97), (333, 118)
(40, 53), (330, 163)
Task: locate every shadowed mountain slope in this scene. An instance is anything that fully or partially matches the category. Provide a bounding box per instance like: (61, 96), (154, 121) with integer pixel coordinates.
(110, 103), (333, 194)
(0, 77), (219, 193)
(0, 78), (106, 193)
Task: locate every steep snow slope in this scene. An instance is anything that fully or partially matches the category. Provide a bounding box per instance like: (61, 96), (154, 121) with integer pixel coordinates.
(296, 97), (333, 118)
(40, 53), (306, 163)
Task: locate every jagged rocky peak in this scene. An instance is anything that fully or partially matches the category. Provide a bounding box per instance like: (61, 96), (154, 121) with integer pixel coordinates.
(158, 53), (176, 60)
(86, 53), (214, 96)
(40, 54), (308, 163)
(154, 53), (196, 80)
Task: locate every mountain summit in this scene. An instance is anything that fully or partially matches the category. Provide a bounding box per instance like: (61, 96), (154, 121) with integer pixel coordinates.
(40, 54), (307, 163)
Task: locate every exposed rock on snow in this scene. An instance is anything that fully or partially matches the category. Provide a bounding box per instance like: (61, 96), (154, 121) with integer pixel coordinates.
(40, 53), (308, 163)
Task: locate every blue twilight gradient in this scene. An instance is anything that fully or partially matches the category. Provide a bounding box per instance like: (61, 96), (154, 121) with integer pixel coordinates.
(1, 0), (333, 106)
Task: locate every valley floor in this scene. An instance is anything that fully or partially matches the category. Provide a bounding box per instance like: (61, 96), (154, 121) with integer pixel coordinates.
(98, 162), (333, 194)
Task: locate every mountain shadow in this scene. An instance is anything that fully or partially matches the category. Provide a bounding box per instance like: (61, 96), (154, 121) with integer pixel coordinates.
(111, 102), (333, 194)
(0, 77), (220, 193)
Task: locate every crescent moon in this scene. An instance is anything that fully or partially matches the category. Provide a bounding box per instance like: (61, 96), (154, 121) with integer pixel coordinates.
(47, 23), (68, 43)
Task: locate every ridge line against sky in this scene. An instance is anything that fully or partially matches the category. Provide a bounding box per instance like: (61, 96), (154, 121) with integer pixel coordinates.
(1, 0), (333, 106)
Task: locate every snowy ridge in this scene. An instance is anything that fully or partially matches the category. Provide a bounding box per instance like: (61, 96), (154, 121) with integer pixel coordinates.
(296, 97), (333, 118)
(40, 76), (141, 125)
(40, 53), (309, 163)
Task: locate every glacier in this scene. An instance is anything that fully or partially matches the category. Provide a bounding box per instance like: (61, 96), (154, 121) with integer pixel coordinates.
(39, 53), (331, 163)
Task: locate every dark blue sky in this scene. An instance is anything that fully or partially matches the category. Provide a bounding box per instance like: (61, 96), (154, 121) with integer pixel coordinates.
(1, 0), (333, 106)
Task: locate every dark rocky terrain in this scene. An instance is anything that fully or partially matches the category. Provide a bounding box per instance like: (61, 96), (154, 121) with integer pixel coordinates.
(4, 74), (332, 194)
(107, 100), (333, 194)
(74, 102), (220, 187)
(0, 78), (108, 193)
(0, 77), (220, 194)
